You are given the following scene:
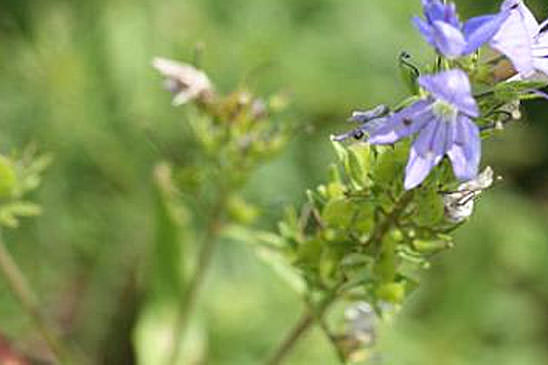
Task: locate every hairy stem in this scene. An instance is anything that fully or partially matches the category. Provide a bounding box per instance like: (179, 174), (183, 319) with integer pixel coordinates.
(0, 235), (70, 364)
(168, 195), (226, 365)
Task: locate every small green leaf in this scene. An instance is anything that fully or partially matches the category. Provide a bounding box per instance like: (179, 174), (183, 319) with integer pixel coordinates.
(346, 143), (371, 188)
(0, 156), (16, 198)
(0, 201), (42, 228)
(414, 186), (444, 226)
(331, 140), (348, 163)
(412, 238), (453, 253)
(322, 198), (354, 229)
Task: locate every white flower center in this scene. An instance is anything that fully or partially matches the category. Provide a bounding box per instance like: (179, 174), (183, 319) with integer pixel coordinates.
(432, 100), (458, 121)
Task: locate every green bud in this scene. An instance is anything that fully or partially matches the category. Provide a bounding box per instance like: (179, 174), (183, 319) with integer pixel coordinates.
(376, 282), (405, 304)
(322, 228), (337, 242)
(226, 195), (259, 225)
(413, 239), (453, 253)
(317, 185), (328, 198)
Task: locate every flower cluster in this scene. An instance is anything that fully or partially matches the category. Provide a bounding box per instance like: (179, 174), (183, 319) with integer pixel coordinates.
(335, 0), (548, 190)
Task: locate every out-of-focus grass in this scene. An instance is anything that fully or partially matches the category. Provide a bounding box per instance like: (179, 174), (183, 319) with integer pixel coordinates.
(0, 0), (548, 364)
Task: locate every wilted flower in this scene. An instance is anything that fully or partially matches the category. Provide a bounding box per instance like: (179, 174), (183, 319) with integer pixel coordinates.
(334, 69), (481, 190)
(152, 57), (215, 105)
(443, 166), (494, 223)
(344, 302), (377, 346)
(413, 0), (510, 59)
(491, 0), (548, 79)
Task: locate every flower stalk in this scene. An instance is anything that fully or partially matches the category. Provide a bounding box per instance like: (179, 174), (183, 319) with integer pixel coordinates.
(0, 234), (71, 364)
(266, 285), (342, 365)
(168, 193), (227, 365)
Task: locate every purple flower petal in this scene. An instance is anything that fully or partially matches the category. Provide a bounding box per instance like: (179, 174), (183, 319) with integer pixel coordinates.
(418, 70), (479, 117)
(415, 0), (507, 58)
(447, 115), (480, 180)
(404, 119), (449, 190)
(491, 0), (536, 76)
(423, 1), (460, 27)
(431, 21), (467, 58)
(412, 16), (435, 45)
(463, 12), (511, 54)
(533, 57), (548, 75)
(368, 100), (433, 145)
(501, 0), (538, 36)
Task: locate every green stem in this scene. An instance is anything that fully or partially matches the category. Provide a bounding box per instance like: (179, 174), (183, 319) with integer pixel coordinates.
(168, 195), (226, 365)
(313, 308), (347, 364)
(0, 235), (71, 364)
(266, 309), (316, 365)
(266, 286), (341, 365)
(363, 190), (414, 251)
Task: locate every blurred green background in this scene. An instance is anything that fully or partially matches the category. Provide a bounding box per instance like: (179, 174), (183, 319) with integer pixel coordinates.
(1, 0), (548, 364)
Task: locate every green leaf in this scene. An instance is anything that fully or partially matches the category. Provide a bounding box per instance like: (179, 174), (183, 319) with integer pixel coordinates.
(0, 156), (16, 198)
(413, 185), (444, 226)
(321, 198), (354, 229)
(255, 246), (306, 295)
(346, 143), (372, 188)
(331, 140), (348, 163)
(150, 163), (189, 300)
(0, 201), (42, 228)
(372, 143), (408, 187)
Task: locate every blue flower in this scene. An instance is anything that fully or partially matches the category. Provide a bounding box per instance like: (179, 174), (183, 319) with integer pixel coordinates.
(413, 0), (510, 59)
(334, 70), (481, 190)
(491, 0), (548, 78)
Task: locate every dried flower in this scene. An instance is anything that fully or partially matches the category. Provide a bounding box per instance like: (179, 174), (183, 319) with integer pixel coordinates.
(152, 57), (214, 105)
(443, 166), (494, 223)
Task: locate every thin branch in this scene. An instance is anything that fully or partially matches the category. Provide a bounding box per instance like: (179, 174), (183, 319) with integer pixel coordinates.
(266, 285), (342, 365)
(363, 190), (414, 249)
(168, 194), (226, 365)
(266, 309), (316, 365)
(0, 234), (71, 364)
(309, 304), (347, 364)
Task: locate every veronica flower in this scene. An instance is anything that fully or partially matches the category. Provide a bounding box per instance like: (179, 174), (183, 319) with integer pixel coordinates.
(333, 69), (481, 190)
(413, 0), (510, 59)
(490, 0), (548, 79)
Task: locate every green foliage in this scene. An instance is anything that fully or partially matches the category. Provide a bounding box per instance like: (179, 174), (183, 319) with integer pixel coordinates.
(271, 141), (459, 318)
(1, 0), (548, 364)
(136, 63), (291, 363)
(0, 150), (50, 228)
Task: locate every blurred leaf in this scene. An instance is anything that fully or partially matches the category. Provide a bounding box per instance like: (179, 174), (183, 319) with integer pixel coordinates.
(0, 201), (41, 228)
